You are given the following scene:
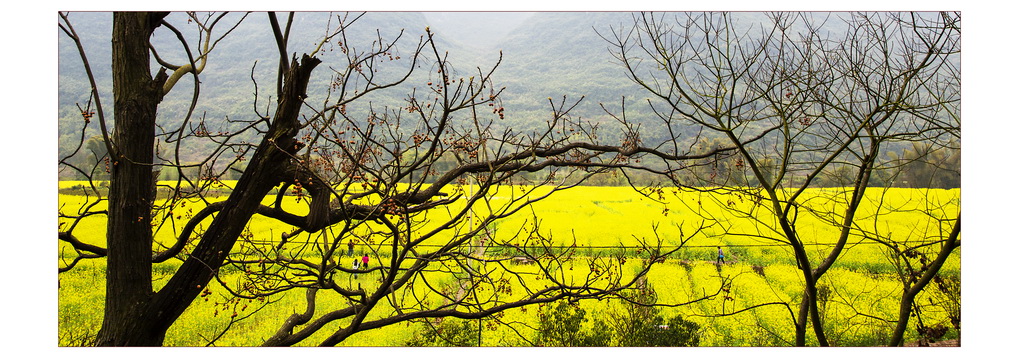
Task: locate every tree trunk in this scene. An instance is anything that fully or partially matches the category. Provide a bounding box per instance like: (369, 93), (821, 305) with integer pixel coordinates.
(777, 215), (828, 347)
(128, 54), (319, 345)
(94, 11), (321, 345)
(141, 55), (320, 337)
(795, 285), (828, 346)
(888, 215), (961, 346)
(95, 11), (168, 346)
(794, 290), (809, 346)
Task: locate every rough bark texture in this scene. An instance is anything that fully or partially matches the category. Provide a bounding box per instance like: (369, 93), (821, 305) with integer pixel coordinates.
(139, 55), (321, 340)
(95, 11), (321, 346)
(95, 11), (168, 346)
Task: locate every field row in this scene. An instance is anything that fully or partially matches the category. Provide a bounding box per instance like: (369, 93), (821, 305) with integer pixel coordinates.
(58, 185), (961, 270)
(58, 256), (957, 346)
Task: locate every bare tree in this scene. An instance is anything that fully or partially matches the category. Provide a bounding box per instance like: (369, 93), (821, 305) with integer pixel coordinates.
(875, 18), (961, 342)
(58, 11), (730, 346)
(604, 11), (960, 346)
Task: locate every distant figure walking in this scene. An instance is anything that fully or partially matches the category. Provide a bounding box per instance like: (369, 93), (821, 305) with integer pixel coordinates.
(361, 253), (370, 269)
(352, 258), (360, 279)
(347, 239), (355, 256)
(716, 246), (725, 265)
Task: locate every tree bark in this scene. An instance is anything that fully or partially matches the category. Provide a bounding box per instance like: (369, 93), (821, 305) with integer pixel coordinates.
(95, 11), (169, 346)
(888, 214), (961, 346)
(94, 12), (321, 345)
(134, 54), (321, 344)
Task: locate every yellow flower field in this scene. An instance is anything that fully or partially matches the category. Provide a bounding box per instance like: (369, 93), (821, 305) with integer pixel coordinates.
(57, 183), (960, 346)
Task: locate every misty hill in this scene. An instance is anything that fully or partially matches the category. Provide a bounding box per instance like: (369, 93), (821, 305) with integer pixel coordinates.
(58, 12), (654, 162)
(481, 12), (650, 135)
(58, 12), (441, 162)
(421, 12), (535, 51)
(57, 11), (933, 174)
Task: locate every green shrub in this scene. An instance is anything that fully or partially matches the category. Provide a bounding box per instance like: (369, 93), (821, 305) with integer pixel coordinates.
(405, 318), (479, 347)
(535, 301), (613, 346)
(612, 282), (702, 346)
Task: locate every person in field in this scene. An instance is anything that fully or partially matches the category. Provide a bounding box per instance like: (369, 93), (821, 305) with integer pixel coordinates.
(352, 258), (360, 279)
(347, 239), (355, 256)
(716, 246), (725, 265)
(361, 253), (370, 269)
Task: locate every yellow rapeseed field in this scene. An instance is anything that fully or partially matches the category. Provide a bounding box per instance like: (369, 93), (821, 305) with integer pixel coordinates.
(57, 183), (960, 346)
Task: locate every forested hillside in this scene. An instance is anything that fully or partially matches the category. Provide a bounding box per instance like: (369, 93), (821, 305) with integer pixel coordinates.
(58, 11), (958, 187)
(58, 12), (670, 164)
(59, 12), (436, 166)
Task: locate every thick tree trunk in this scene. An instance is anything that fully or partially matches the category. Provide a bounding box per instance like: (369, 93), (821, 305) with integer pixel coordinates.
(94, 11), (321, 345)
(95, 11), (168, 346)
(136, 55), (321, 344)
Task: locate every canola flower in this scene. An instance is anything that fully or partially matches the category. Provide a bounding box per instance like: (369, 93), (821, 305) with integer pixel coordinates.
(58, 183), (959, 346)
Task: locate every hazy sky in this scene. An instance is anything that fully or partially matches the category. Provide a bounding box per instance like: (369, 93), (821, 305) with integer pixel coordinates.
(422, 12), (536, 49)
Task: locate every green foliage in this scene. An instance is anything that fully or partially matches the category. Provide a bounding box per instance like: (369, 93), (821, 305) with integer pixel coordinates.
(404, 318), (479, 347)
(893, 142), (960, 189)
(648, 315), (702, 347)
(535, 301), (613, 346)
(532, 281), (701, 347)
(611, 280), (701, 347)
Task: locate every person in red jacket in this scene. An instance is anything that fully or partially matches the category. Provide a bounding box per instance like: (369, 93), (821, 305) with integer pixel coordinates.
(361, 253), (370, 269)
